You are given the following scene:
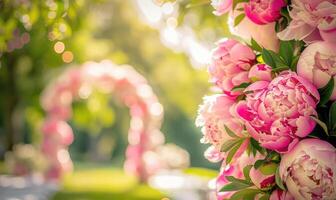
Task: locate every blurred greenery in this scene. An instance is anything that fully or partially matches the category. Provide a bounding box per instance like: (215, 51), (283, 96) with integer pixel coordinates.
(0, 0), (231, 169)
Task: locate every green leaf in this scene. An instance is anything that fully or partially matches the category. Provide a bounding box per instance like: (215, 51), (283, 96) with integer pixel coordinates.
(262, 48), (275, 68)
(275, 167), (286, 191)
(318, 77), (334, 106)
(290, 55), (299, 71)
(310, 116), (329, 136)
(279, 40), (294, 66)
(226, 176), (251, 185)
(272, 66), (289, 73)
(329, 102), (336, 132)
(251, 38), (262, 52)
(232, 82), (251, 92)
(250, 138), (265, 155)
(224, 125), (239, 138)
(259, 162), (278, 175)
(226, 139), (244, 164)
(234, 13), (245, 27)
(265, 151), (280, 161)
(221, 139), (242, 152)
(243, 165), (253, 181)
(262, 48), (288, 69)
(230, 189), (262, 200)
(220, 182), (253, 192)
(254, 159), (265, 169)
(272, 55), (287, 69)
(280, 7), (291, 22)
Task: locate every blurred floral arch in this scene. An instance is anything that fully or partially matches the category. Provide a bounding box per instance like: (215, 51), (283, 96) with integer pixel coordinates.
(40, 60), (189, 181)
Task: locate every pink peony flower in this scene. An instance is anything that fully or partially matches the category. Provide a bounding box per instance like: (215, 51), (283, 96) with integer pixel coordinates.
(297, 41), (336, 100)
(278, 0), (336, 43)
(208, 39), (255, 96)
(270, 189), (295, 200)
(244, 0), (287, 25)
(196, 94), (247, 162)
(279, 139), (336, 200)
(229, 4), (280, 52)
(211, 0), (233, 16)
(248, 64), (273, 82)
(236, 71), (320, 153)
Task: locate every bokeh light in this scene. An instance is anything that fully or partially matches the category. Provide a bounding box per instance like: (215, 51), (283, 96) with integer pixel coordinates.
(62, 51), (73, 63)
(54, 41), (65, 54)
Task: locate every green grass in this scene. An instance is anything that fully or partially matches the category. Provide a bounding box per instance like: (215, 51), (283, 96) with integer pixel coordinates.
(52, 167), (166, 200)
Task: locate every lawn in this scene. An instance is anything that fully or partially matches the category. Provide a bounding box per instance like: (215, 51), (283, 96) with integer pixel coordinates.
(51, 167), (166, 200)
(51, 164), (218, 200)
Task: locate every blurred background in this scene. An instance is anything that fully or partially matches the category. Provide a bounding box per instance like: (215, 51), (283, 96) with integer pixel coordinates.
(0, 0), (233, 199)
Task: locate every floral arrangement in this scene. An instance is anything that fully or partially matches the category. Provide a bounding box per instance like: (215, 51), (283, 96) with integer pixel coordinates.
(196, 0), (336, 199)
(41, 60), (189, 181)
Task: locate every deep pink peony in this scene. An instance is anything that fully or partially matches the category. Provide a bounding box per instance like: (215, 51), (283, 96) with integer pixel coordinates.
(244, 0), (287, 25)
(278, 0), (336, 43)
(211, 0), (233, 16)
(196, 94), (248, 162)
(248, 64), (273, 82)
(270, 189), (295, 200)
(280, 139), (336, 200)
(208, 39), (255, 96)
(236, 71), (320, 153)
(297, 41), (336, 100)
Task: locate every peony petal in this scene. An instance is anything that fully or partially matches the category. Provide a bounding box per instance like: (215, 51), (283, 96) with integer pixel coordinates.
(277, 19), (316, 41)
(236, 101), (255, 121)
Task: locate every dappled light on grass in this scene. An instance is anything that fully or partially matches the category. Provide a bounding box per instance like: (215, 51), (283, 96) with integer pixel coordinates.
(52, 168), (165, 200)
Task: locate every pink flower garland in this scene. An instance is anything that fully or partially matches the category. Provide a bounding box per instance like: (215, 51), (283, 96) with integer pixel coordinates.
(40, 60), (178, 181)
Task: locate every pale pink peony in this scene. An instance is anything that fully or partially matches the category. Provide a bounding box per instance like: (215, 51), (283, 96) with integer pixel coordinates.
(248, 64), (273, 82)
(270, 189), (295, 200)
(229, 5), (280, 52)
(278, 0), (336, 43)
(236, 71), (320, 153)
(211, 0), (233, 16)
(280, 139), (336, 200)
(297, 41), (336, 100)
(244, 0), (287, 25)
(208, 39), (255, 96)
(196, 94), (247, 162)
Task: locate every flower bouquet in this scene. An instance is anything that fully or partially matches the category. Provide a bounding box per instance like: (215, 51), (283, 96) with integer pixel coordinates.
(196, 0), (336, 199)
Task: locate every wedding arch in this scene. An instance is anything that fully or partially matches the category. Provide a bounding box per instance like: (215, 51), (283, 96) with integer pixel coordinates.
(40, 60), (181, 181)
